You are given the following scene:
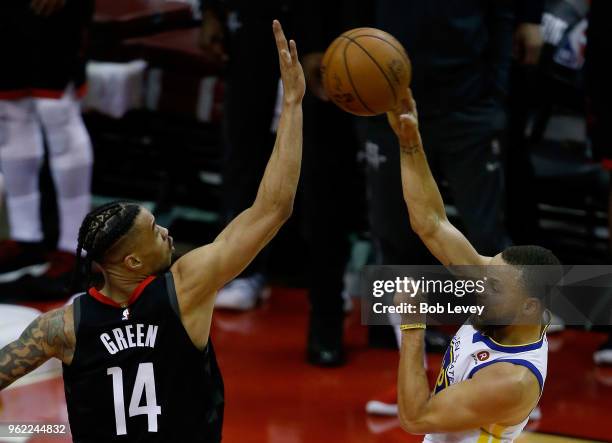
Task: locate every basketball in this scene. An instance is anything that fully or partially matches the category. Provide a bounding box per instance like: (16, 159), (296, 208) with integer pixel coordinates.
(321, 28), (412, 116)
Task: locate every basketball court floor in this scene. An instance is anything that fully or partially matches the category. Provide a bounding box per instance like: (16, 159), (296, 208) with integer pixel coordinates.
(1, 288), (611, 443)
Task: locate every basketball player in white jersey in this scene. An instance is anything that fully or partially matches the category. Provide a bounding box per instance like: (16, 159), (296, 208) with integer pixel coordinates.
(387, 90), (561, 443)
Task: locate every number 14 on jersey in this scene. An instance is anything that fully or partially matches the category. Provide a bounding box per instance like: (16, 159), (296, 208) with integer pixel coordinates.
(107, 362), (161, 436)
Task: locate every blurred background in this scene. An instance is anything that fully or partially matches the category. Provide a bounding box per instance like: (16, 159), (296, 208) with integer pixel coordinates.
(0, 0), (611, 442)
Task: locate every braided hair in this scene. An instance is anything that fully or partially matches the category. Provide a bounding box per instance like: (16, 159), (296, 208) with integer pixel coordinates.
(71, 201), (141, 292)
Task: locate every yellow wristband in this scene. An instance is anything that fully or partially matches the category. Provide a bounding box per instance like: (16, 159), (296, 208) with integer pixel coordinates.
(400, 323), (426, 331)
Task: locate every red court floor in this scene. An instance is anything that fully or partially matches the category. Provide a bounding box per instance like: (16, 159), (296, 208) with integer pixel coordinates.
(1, 287), (612, 442)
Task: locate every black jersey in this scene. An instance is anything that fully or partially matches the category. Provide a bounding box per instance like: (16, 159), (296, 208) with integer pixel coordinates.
(63, 272), (224, 443)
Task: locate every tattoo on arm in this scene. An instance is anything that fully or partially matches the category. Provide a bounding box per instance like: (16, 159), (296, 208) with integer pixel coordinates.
(401, 143), (421, 155)
(0, 308), (75, 391)
(45, 308), (75, 364)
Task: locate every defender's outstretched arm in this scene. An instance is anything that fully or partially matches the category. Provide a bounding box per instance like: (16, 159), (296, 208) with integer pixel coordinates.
(171, 20), (305, 308)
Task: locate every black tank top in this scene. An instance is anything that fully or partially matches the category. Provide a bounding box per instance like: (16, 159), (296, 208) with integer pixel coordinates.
(63, 272), (224, 442)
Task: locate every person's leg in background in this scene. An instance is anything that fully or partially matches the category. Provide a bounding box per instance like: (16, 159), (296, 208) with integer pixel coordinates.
(361, 115), (437, 267)
(593, 168), (612, 364)
(214, 8), (290, 310)
(26, 89), (93, 295)
(0, 98), (49, 284)
(361, 113), (438, 339)
(302, 93), (365, 366)
(361, 114), (438, 415)
(505, 64), (540, 245)
(586, 0), (612, 364)
(436, 99), (510, 256)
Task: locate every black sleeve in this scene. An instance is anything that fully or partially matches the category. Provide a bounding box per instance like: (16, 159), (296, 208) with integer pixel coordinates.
(515, 0), (544, 24)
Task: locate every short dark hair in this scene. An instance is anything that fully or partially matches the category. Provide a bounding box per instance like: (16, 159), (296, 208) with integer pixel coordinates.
(501, 245), (563, 302)
(71, 201), (141, 292)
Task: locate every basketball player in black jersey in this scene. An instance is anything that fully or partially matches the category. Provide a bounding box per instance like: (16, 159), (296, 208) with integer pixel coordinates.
(0, 20), (304, 442)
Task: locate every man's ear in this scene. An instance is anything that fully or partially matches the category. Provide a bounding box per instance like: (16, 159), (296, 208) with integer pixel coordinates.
(124, 254), (142, 270)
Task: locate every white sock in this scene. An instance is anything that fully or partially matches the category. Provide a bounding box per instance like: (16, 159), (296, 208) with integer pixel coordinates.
(56, 195), (90, 252)
(7, 193), (43, 242)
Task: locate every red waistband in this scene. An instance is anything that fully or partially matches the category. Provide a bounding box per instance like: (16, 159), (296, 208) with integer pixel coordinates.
(0, 83), (88, 100)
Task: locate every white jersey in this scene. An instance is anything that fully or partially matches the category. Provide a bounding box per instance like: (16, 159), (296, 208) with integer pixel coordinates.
(424, 322), (548, 443)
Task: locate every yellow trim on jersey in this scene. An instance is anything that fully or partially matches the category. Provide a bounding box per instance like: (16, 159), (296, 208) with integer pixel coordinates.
(478, 424), (508, 443)
(477, 429), (491, 443)
(491, 424), (508, 442)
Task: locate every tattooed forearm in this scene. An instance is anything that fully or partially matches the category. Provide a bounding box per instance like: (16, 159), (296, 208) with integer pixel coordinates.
(0, 307), (75, 391)
(0, 317), (48, 390)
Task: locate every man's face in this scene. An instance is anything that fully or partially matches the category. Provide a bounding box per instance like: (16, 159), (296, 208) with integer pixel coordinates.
(123, 208), (175, 275)
(472, 254), (529, 331)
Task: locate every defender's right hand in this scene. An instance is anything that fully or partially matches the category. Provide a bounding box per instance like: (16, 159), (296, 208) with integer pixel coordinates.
(273, 20), (305, 105)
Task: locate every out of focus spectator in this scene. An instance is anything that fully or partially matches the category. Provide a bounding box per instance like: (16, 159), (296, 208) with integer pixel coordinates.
(506, 0), (545, 245)
(297, 2), (370, 366)
(0, 0), (94, 298)
(586, 0), (612, 365)
(201, 1), (367, 366)
(298, 0), (517, 366)
(199, 1), (296, 310)
(364, 0), (515, 269)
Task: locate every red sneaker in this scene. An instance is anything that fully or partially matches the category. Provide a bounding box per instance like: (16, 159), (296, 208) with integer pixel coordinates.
(22, 251), (77, 300)
(0, 240), (48, 283)
(44, 250), (77, 279)
(365, 385), (398, 416)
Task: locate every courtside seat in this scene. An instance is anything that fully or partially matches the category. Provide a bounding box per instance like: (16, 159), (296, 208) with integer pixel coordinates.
(87, 29), (225, 229)
(531, 139), (609, 262)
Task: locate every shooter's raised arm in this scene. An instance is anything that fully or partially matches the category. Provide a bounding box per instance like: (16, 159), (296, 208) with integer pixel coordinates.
(388, 90), (489, 266)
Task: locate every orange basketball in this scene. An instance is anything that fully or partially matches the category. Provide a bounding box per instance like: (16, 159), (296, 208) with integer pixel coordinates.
(321, 28), (412, 116)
